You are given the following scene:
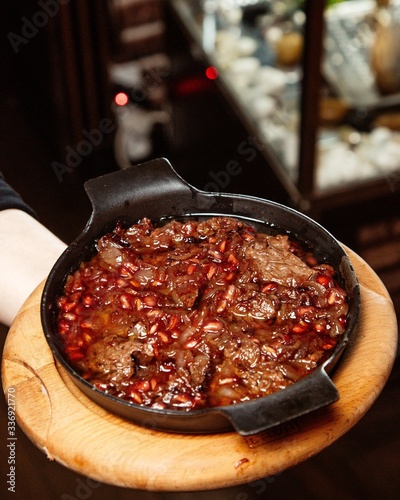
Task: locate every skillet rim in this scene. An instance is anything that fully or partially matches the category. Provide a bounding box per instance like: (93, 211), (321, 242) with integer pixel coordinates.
(40, 158), (360, 435)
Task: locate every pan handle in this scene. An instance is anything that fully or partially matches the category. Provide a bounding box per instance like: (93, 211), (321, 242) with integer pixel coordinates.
(83, 157), (198, 226)
(219, 367), (339, 436)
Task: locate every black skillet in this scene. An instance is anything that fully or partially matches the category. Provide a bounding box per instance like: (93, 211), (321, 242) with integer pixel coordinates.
(41, 157), (360, 436)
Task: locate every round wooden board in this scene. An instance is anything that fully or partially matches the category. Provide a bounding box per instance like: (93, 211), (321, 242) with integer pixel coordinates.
(1, 248), (398, 492)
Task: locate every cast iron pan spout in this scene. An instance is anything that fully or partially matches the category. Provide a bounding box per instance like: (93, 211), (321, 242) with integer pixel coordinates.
(41, 157), (360, 435)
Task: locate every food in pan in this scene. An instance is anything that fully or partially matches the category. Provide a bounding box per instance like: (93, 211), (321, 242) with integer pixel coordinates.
(56, 216), (349, 411)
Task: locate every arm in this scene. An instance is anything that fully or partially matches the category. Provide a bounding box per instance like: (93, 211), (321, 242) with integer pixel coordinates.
(0, 209), (66, 326)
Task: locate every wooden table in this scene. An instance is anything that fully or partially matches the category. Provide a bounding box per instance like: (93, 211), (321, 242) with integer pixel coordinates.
(1, 248), (398, 492)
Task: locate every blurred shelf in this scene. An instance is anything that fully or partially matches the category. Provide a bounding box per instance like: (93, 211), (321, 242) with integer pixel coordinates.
(165, 0), (400, 217)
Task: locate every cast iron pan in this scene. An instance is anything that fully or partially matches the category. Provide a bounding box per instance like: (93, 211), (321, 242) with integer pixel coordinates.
(41, 158), (360, 436)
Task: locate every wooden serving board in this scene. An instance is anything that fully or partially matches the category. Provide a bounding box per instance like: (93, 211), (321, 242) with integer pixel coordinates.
(1, 248), (398, 492)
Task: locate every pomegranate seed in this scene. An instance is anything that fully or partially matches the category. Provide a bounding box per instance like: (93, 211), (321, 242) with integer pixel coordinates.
(203, 320), (223, 331)
(316, 274), (331, 287)
(130, 391), (143, 404)
(75, 304), (89, 316)
(322, 340), (335, 350)
(296, 306), (315, 317)
(82, 332), (92, 344)
(242, 233), (254, 241)
(71, 279), (84, 292)
(80, 320), (93, 329)
(119, 267), (132, 278)
(305, 255), (318, 267)
(160, 361), (174, 372)
(219, 377), (235, 385)
(219, 240), (227, 252)
(94, 381), (109, 391)
(150, 378), (158, 390)
(158, 331), (170, 343)
(155, 269), (167, 283)
(207, 263), (218, 280)
(235, 458), (249, 469)
(209, 249), (223, 262)
(184, 337), (198, 348)
(63, 312), (76, 321)
(327, 290), (336, 305)
(144, 295), (157, 307)
(228, 253), (238, 266)
(292, 323), (309, 334)
(82, 295), (94, 307)
(225, 284), (236, 300)
(68, 351), (85, 361)
(173, 394), (190, 403)
(120, 262), (138, 278)
(187, 263), (196, 275)
(313, 321), (326, 333)
(136, 380), (150, 392)
(216, 299), (227, 313)
(147, 309), (162, 319)
(116, 278), (128, 287)
(63, 300), (77, 312)
(120, 294), (132, 309)
(149, 324), (158, 334)
(65, 345), (80, 353)
(217, 285), (236, 312)
(58, 320), (70, 334)
(166, 315), (179, 330)
(57, 296), (66, 308)
(262, 283), (278, 293)
(262, 345), (277, 357)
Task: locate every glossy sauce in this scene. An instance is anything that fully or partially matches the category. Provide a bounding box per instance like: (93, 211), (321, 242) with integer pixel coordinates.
(56, 217), (348, 411)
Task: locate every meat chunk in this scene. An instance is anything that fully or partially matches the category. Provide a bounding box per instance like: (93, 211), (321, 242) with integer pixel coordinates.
(189, 353), (210, 388)
(244, 235), (312, 286)
(232, 290), (278, 320)
(79, 335), (141, 385)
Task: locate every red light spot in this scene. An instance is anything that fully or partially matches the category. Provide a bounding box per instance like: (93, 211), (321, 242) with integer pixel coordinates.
(114, 92), (129, 106)
(174, 76), (211, 95)
(205, 66), (218, 80)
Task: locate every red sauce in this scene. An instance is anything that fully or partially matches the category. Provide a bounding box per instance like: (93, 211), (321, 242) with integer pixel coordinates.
(56, 217), (348, 411)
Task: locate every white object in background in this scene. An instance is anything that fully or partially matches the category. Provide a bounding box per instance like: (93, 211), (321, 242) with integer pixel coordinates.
(247, 94), (276, 119)
(252, 66), (288, 96)
(113, 104), (169, 169)
(109, 61), (143, 88)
